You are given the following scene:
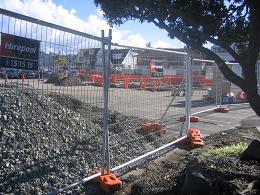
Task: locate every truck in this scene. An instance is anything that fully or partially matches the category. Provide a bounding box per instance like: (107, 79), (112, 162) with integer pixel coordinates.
(149, 59), (164, 77)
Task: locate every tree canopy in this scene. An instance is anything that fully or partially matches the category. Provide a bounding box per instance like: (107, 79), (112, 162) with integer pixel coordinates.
(95, 0), (260, 116)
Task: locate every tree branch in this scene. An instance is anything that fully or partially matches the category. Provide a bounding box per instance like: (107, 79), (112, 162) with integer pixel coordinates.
(154, 20), (245, 90)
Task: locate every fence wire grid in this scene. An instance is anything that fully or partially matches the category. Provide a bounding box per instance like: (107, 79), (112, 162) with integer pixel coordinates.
(0, 8), (259, 195)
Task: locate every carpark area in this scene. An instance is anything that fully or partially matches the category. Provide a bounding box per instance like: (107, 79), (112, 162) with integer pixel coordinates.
(1, 78), (255, 136)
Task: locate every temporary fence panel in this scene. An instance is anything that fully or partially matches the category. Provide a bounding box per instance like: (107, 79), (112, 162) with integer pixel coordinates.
(189, 57), (219, 115)
(216, 62), (250, 110)
(5, 7), (256, 195)
(106, 44), (188, 168)
(0, 8), (107, 194)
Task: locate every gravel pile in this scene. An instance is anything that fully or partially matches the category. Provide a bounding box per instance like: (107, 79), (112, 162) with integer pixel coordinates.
(0, 83), (153, 194)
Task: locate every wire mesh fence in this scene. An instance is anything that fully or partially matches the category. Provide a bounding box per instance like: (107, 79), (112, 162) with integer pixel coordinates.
(213, 62), (250, 111)
(190, 59), (221, 115)
(1, 7), (259, 195)
(0, 8), (106, 194)
(106, 45), (188, 168)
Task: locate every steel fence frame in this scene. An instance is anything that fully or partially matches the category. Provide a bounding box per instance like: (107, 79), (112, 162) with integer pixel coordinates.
(1, 8), (257, 195)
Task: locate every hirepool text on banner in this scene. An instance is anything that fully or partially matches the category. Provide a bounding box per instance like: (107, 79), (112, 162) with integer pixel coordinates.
(0, 33), (40, 70)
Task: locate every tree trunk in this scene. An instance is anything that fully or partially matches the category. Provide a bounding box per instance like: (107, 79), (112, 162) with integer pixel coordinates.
(246, 89), (260, 117)
(243, 64), (260, 117)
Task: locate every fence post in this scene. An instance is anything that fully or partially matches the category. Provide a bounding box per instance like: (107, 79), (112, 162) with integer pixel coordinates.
(215, 63), (218, 107)
(105, 29), (112, 172)
(101, 29), (112, 175)
(219, 74), (223, 107)
(185, 53), (192, 135)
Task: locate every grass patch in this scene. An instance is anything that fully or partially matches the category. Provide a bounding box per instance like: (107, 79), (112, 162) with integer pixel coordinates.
(202, 143), (247, 157)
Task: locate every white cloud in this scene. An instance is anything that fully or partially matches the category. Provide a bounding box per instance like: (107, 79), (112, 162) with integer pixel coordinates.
(97, 8), (104, 16)
(152, 40), (173, 48)
(0, 0), (149, 47)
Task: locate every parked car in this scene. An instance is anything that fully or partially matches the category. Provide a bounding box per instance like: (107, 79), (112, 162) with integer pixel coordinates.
(69, 70), (80, 77)
(3, 69), (19, 79)
(19, 70), (37, 79)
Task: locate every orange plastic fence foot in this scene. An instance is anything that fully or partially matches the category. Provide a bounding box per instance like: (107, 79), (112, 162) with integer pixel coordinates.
(215, 107), (229, 113)
(190, 116), (200, 122)
(140, 122), (167, 136)
(90, 168), (122, 192)
(179, 115), (200, 122)
(97, 173), (122, 193)
(188, 128), (204, 148)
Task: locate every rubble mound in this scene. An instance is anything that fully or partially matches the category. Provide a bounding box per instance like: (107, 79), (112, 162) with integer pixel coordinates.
(0, 83), (150, 194)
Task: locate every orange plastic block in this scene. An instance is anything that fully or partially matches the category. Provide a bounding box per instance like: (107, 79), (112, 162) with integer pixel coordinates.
(188, 128), (204, 148)
(215, 107), (229, 113)
(190, 116), (199, 122)
(191, 138), (204, 148)
(97, 173), (122, 193)
(179, 115), (200, 122)
(140, 122), (167, 136)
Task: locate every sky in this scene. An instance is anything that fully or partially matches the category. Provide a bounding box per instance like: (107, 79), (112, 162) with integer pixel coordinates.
(0, 0), (185, 48)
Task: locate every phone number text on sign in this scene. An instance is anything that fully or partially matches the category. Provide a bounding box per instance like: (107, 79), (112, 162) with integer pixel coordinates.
(1, 57), (38, 70)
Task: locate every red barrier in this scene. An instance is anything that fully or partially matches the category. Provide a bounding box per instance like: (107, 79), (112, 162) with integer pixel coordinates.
(124, 79), (129, 89)
(93, 75), (103, 86)
(78, 70), (213, 88)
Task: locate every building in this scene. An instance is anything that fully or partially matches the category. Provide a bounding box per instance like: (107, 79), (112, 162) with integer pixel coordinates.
(95, 48), (138, 72)
(136, 48), (211, 76)
(75, 48), (100, 70)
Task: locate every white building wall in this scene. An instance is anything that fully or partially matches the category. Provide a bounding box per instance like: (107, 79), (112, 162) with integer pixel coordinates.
(122, 50), (135, 69)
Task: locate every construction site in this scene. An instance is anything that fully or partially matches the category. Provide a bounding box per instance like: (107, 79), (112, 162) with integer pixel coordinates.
(0, 8), (259, 195)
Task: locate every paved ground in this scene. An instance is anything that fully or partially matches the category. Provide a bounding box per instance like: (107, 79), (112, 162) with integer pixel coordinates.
(191, 104), (255, 135)
(1, 79), (256, 136)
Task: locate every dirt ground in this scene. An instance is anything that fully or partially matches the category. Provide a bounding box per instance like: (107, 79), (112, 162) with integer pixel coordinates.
(107, 126), (260, 195)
